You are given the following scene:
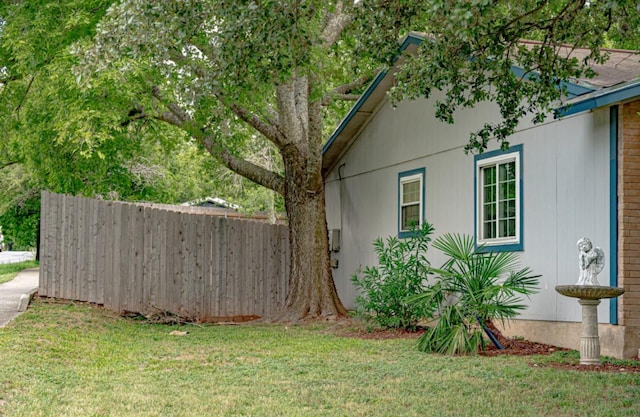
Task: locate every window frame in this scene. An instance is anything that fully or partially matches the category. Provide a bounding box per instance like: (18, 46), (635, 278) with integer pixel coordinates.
(474, 145), (523, 252)
(398, 167), (425, 238)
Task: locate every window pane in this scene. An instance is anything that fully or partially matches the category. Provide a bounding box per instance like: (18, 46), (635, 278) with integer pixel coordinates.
(402, 204), (420, 230)
(507, 181), (516, 199)
(499, 219), (506, 238)
(499, 201), (507, 218)
(484, 203), (495, 221)
(500, 182), (507, 200)
(483, 166), (495, 186)
(499, 161), (515, 181)
(484, 184), (495, 203)
(508, 219), (516, 237)
(498, 218), (517, 238)
(484, 221), (496, 239)
(402, 180), (420, 204)
(508, 200), (516, 218)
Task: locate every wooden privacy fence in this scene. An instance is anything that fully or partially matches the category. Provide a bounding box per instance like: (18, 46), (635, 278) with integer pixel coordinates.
(39, 191), (290, 321)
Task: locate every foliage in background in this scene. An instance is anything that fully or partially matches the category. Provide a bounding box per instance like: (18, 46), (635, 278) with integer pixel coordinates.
(414, 233), (539, 355)
(0, 1), (283, 250)
(351, 223), (434, 330)
(0, 194), (39, 251)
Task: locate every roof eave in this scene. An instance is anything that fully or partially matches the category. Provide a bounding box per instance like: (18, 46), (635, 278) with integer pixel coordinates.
(556, 78), (640, 118)
(321, 32), (425, 176)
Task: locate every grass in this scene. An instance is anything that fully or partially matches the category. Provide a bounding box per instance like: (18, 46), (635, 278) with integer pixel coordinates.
(0, 260), (39, 285)
(0, 300), (639, 417)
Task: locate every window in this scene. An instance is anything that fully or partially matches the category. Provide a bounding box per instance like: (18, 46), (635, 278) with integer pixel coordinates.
(398, 168), (425, 237)
(475, 146), (522, 251)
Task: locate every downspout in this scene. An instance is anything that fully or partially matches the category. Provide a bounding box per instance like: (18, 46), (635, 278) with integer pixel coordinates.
(610, 105), (619, 325)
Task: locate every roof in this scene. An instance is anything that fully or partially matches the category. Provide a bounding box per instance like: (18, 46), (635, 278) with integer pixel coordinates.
(322, 33), (640, 175)
(519, 40), (640, 89)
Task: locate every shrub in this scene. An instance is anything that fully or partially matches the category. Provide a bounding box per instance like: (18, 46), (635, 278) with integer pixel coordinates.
(351, 222), (434, 331)
(413, 233), (539, 355)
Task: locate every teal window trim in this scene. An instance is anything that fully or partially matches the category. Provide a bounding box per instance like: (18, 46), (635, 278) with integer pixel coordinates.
(398, 167), (425, 238)
(474, 145), (524, 252)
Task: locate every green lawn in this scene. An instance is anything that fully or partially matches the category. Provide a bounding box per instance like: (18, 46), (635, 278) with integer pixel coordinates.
(0, 260), (39, 285)
(0, 299), (638, 417)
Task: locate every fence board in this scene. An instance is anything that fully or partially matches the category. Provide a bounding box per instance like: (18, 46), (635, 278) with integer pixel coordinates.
(86, 198), (97, 303)
(95, 200), (106, 305)
(166, 210), (179, 314)
(39, 192), (51, 295)
(39, 192), (290, 320)
(143, 206), (154, 313)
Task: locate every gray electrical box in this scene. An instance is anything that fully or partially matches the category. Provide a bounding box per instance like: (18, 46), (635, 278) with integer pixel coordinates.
(329, 229), (341, 252)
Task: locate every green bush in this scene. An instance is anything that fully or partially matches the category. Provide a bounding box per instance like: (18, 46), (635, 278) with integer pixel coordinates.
(413, 233), (539, 355)
(0, 195), (40, 251)
(351, 222), (434, 331)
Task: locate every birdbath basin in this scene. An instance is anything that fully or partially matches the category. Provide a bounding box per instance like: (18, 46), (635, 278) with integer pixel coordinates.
(555, 285), (624, 300)
(555, 285), (624, 365)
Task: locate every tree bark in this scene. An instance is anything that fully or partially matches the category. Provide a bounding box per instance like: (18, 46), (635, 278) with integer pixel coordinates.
(274, 163), (348, 321)
(268, 75), (349, 321)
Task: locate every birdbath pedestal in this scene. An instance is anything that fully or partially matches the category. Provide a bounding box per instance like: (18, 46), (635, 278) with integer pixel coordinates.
(555, 285), (624, 365)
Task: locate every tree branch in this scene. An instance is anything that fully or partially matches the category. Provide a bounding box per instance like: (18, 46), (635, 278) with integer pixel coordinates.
(322, 2), (352, 47)
(200, 133), (285, 196)
(276, 80), (304, 148)
(322, 71), (376, 105)
(152, 86), (189, 124)
(15, 75), (35, 120)
(227, 101), (288, 149)
(499, 0), (549, 40)
(148, 86), (285, 195)
(334, 94), (360, 101)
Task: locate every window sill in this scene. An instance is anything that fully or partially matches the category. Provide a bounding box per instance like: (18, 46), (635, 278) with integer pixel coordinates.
(475, 242), (523, 252)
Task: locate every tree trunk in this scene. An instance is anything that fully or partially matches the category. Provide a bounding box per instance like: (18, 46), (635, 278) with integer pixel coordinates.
(273, 161), (348, 321)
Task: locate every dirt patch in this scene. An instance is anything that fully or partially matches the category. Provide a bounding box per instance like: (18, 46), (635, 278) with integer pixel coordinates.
(480, 338), (568, 356)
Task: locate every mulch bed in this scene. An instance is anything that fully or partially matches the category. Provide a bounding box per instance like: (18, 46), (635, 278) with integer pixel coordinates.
(334, 320), (640, 373)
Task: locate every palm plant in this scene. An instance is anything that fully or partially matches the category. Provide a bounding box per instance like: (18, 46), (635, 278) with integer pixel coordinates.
(414, 233), (539, 355)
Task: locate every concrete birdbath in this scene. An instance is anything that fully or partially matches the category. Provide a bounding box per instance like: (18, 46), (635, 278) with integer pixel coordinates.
(555, 238), (624, 365)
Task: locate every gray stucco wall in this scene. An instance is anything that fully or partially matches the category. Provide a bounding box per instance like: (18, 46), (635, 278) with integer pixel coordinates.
(325, 93), (612, 324)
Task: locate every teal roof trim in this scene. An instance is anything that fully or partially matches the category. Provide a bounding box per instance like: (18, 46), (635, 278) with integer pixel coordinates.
(322, 33), (425, 156)
(321, 70), (388, 155)
(510, 67), (595, 98)
(556, 80), (640, 117)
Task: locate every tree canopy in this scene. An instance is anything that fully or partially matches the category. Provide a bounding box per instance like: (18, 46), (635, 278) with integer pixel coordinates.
(0, 0), (282, 249)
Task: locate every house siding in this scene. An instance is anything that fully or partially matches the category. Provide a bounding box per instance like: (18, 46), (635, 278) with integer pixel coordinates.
(325, 94), (612, 327)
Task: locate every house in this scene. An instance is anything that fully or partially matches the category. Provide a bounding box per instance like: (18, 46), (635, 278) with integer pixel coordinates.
(323, 33), (640, 359)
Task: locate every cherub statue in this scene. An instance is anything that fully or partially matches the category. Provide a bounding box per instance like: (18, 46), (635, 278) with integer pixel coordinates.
(576, 237), (605, 286)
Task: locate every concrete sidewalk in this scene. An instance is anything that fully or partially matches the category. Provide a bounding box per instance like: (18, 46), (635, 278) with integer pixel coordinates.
(0, 268), (39, 327)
